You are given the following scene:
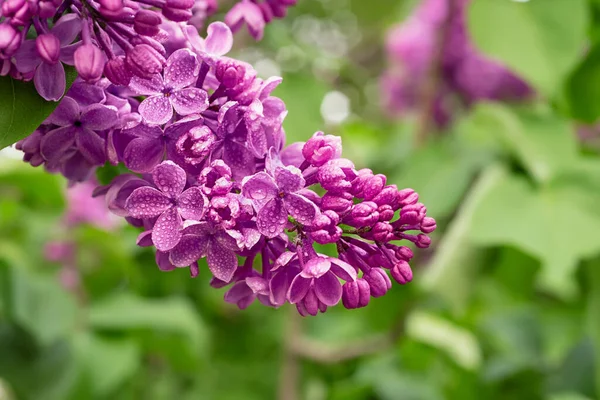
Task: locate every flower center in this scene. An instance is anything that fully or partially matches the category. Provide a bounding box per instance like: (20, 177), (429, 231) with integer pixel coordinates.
(175, 125), (217, 165)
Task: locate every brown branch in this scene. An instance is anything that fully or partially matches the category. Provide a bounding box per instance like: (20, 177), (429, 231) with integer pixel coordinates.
(414, 0), (458, 146)
(290, 306), (408, 364)
(278, 305), (301, 400)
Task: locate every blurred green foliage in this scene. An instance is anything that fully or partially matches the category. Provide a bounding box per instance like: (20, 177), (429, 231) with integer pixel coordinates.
(3, 0), (600, 399)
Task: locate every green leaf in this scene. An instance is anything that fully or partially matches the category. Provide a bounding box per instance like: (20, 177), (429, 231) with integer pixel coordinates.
(461, 103), (578, 184)
(420, 164), (505, 313)
(0, 69), (77, 149)
(586, 259), (600, 398)
(73, 333), (140, 397)
(467, 0), (588, 97)
(468, 172), (600, 299)
(566, 44), (600, 122)
(88, 293), (209, 355)
(406, 311), (482, 371)
(7, 265), (78, 346)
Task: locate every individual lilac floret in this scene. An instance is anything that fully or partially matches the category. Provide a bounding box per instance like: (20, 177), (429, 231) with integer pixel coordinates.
(125, 161), (208, 251)
(14, 14), (81, 100)
(288, 256), (357, 315)
(185, 21), (233, 64)
(41, 96), (118, 166)
(168, 222), (240, 282)
(129, 49), (209, 125)
(302, 131), (342, 167)
(242, 165), (319, 237)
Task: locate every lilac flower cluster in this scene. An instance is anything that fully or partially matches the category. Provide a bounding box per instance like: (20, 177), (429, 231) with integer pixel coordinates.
(0, 0), (296, 101)
(381, 0), (532, 127)
(12, 10), (435, 315)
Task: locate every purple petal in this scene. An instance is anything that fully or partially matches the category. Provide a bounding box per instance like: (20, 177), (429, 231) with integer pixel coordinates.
(275, 166), (304, 193)
(76, 128), (106, 165)
(136, 230), (153, 247)
(169, 234), (209, 267)
(59, 43), (79, 65)
(178, 187), (207, 220)
(283, 193), (318, 225)
(259, 76), (283, 100)
(34, 62), (65, 101)
(123, 137), (164, 173)
(314, 271), (342, 306)
(125, 186), (172, 219)
(14, 41), (42, 72)
(152, 207), (183, 251)
(40, 126), (76, 162)
(81, 104), (118, 130)
(152, 160), (187, 198)
(205, 22), (233, 56)
(51, 14), (81, 45)
(138, 95), (173, 125)
(170, 87), (209, 116)
(224, 281), (253, 305)
(269, 268), (297, 306)
(164, 49), (200, 90)
(207, 240), (237, 282)
(301, 257), (331, 279)
(287, 275), (311, 304)
(60, 152), (95, 182)
(156, 251), (177, 271)
(246, 276), (269, 295)
(241, 171), (278, 203)
(329, 258), (358, 282)
(222, 141), (256, 181)
(213, 230), (241, 251)
(67, 82), (106, 107)
(256, 198), (287, 238)
(46, 96), (79, 126)
(129, 74), (164, 96)
(125, 123), (164, 139)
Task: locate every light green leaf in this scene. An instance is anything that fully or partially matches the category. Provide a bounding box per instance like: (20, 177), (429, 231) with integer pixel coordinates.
(406, 311), (482, 371)
(6, 265), (78, 346)
(467, 0), (588, 97)
(88, 293), (209, 355)
(420, 164), (505, 313)
(566, 44), (600, 122)
(461, 103), (578, 183)
(469, 173), (600, 299)
(0, 69), (77, 149)
(73, 333), (140, 397)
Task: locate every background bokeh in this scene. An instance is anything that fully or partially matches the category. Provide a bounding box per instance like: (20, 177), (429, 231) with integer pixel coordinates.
(2, 0), (600, 399)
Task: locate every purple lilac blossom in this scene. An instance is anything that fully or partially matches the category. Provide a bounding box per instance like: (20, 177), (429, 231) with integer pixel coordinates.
(14, 17), (436, 316)
(381, 0), (532, 126)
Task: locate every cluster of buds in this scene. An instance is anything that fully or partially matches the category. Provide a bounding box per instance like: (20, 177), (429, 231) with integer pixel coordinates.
(12, 7), (435, 315)
(381, 0), (532, 127)
(0, 0), (296, 100)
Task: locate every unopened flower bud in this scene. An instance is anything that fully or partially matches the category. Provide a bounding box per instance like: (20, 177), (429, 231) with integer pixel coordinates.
(0, 24), (21, 57)
(391, 260), (412, 284)
(302, 131), (342, 167)
(342, 279), (370, 309)
(74, 44), (105, 82)
(363, 174), (386, 200)
(134, 10), (162, 36)
(364, 267), (391, 298)
(36, 33), (60, 64)
(104, 56), (132, 86)
(126, 44), (166, 78)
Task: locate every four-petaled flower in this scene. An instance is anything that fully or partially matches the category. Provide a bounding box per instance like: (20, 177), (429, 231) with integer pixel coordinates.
(125, 161), (208, 251)
(129, 49), (209, 125)
(168, 222), (240, 282)
(242, 165), (319, 238)
(41, 96), (118, 165)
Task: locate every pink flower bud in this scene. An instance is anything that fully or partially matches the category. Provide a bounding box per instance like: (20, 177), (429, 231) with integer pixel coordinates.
(104, 56), (132, 86)
(126, 44), (166, 78)
(74, 44), (105, 82)
(134, 10), (162, 36)
(302, 131), (342, 167)
(0, 24), (21, 57)
(36, 33), (60, 64)
(364, 268), (391, 298)
(391, 261), (413, 284)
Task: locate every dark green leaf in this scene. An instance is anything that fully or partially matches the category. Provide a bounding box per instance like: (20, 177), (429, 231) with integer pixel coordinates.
(0, 68), (77, 149)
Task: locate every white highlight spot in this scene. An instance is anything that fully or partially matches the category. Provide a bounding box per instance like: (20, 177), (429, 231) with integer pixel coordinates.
(320, 91), (350, 125)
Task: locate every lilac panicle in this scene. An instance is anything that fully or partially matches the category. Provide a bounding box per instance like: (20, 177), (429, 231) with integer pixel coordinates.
(15, 14), (435, 317)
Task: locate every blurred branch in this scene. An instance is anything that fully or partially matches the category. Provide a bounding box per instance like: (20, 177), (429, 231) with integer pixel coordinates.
(290, 307), (407, 364)
(278, 305), (301, 400)
(414, 0), (457, 146)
